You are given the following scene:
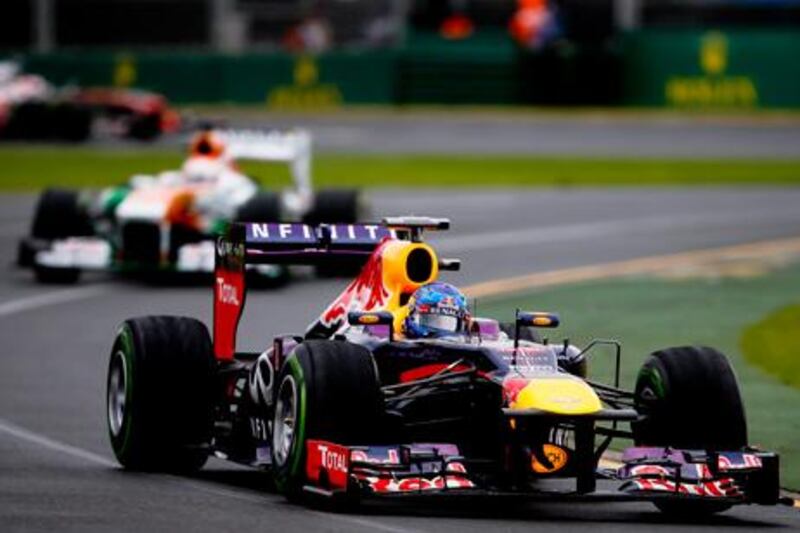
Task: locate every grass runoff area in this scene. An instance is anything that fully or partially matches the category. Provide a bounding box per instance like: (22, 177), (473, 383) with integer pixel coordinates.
(478, 261), (800, 489)
(1, 146), (800, 190)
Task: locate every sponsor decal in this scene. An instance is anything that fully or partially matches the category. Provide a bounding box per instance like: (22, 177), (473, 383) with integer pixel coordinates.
(531, 444), (569, 474)
(318, 444), (348, 473)
(248, 351), (274, 407)
(248, 223), (316, 242)
(216, 277), (241, 306)
(306, 440), (350, 490)
(249, 417), (270, 441)
(216, 238), (245, 261)
(356, 314), (381, 325)
(666, 32), (758, 108)
(267, 55), (343, 110)
(246, 222), (390, 245)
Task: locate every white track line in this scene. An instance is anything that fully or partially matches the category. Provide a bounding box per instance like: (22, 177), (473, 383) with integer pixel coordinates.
(0, 417), (117, 467)
(0, 417), (421, 533)
(0, 286), (107, 318)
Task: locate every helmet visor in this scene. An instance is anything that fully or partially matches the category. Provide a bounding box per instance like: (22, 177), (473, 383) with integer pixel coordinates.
(418, 313), (459, 333)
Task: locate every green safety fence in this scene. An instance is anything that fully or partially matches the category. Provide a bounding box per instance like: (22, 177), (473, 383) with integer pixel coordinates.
(22, 50), (398, 107)
(14, 28), (800, 108)
(623, 29), (800, 109)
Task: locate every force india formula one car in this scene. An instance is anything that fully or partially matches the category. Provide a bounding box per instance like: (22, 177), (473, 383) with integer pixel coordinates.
(18, 129), (366, 284)
(105, 217), (783, 516)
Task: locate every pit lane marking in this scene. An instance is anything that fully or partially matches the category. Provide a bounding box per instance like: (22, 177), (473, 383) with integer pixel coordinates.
(463, 236), (800, 298)
(0, 286), (107, 318)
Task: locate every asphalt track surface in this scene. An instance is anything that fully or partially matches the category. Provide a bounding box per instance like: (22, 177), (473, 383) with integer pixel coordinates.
(204, 112), (800, 157)
(2, 188), (800, 532)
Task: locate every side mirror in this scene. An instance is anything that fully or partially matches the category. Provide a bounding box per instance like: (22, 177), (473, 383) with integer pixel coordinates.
(517, 311), (560, 329)
(514, 310), (560, 349)
(348, 311), (395, 341)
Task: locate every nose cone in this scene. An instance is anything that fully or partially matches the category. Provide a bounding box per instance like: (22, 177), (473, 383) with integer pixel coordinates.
(512, 375), (602, 415)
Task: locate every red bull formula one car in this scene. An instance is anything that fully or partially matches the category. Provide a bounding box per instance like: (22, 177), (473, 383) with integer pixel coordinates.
(105, 217), (784, 516)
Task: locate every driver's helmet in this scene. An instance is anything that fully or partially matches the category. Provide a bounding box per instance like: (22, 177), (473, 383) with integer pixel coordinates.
(188, 130), (226, 160)
(403, 282), (469, 339)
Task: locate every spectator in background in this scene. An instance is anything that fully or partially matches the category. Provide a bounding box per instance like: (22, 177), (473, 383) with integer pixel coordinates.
(282, 12), (333, 53)
(509, 0), (561, 50)
(439, 0), (474, 40)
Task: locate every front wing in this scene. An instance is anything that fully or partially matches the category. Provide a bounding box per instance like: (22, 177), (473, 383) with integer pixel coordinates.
(302, 440), (780, 507)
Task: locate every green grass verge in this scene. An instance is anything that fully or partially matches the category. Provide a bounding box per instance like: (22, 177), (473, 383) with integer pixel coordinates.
(742, 304), (800, 389)
(477, 264), (800, 489)
(1, 146), (799, 190)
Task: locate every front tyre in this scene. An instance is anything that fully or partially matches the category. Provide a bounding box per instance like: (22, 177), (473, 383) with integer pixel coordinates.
(25, 188), (94, 284)
(271, 340), (382, 497)
(107, 316), (216, 472)
(633, 345), (747, 516)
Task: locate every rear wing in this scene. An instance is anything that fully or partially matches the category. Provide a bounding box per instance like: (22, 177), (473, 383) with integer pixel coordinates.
(212, 218), (452, 360)
(217, 128), (312, 198)
(214, 222), (390, 360)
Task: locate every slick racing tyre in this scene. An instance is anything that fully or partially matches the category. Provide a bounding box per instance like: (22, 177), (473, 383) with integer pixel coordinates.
(633, 346), (747, 516)
(303, 189), (368, 277)
(127, 113), (161, 141)
(31, 188), (93, 241)
(303, 189), (364, 225)
(236, 191), (282, 223)
(52, 104), (92, 142)
(271, 340), (382, 498)
(107, 316), (216, 472)
(27, 189), (93, 284)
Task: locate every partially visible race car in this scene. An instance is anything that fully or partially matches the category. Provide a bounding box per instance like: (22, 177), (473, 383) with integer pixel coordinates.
(104, 217), (785, 516)
(0, 61), (179, 142)
(18, 129), (366, 284)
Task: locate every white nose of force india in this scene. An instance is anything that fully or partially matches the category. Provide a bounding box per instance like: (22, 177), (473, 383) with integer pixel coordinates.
(105, 217), (784, 515)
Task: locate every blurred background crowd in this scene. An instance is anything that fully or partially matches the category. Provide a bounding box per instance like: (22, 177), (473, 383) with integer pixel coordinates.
(1, 1), (799, 109)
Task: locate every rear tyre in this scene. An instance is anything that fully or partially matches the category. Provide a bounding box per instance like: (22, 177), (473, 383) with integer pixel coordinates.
(271, 340), (382, 498)
(236, 191), (282, 223)
(633, 346), (747, 516)
(304, 189), (368, 277)
(127, 113), (161, 141)
(106, 316), (216, 472)
(52, 104), (92, 142)
(303, 189), (364, 225)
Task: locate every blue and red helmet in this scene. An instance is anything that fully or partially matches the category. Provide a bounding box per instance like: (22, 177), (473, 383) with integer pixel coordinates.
(404, 282), (469, 339)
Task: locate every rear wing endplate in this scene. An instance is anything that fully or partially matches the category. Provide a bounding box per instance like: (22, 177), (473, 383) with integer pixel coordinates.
(213, 222), (393, 360)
